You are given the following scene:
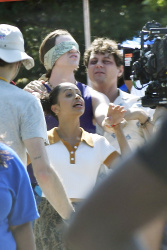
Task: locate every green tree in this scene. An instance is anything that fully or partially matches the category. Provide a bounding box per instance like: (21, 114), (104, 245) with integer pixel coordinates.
(0, 0), (167, 87)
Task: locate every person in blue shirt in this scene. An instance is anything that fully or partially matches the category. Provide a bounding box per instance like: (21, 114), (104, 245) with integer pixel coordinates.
(0, 142), (39, 250)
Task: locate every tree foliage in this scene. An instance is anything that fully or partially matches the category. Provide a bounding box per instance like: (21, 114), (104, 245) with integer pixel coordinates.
(0, 0), (167, 87)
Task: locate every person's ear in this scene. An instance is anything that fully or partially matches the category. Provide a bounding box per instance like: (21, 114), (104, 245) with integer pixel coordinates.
(51, 104), (60, 115)
(118, 65), (124, 78)
(16, 61), (22, 69)
(11, 61), (22, 81)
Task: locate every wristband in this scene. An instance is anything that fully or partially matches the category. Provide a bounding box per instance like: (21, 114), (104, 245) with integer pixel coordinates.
(106, 124), (118, 128)
(140, 116), (151, 127)
(34, 185), (42, 197)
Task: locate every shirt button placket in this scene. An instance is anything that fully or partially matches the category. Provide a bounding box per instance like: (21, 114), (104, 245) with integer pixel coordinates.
(70, 150), (75, 164)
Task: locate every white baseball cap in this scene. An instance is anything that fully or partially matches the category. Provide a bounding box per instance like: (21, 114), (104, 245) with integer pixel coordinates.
(0, 24), (34, 70)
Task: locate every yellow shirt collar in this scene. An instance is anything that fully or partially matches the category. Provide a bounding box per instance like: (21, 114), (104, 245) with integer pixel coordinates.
(47, 127), (94, 147)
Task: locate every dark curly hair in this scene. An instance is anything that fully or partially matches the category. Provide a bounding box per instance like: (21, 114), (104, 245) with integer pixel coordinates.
(84, 37), (123, 68)
(40, 85), (62, 121)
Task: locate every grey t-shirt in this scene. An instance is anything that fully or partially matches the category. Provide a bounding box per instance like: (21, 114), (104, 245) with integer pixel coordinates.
(0, 80), (48, 166)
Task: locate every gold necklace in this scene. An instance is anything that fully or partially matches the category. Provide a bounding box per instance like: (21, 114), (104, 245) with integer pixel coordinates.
(0, 77), (8, 83)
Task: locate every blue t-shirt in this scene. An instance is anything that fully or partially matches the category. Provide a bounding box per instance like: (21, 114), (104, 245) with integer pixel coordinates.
(0, 143), (39, 250)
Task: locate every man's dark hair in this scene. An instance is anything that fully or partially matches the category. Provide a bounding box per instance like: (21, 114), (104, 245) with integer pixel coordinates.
(84, 37), (123, 68)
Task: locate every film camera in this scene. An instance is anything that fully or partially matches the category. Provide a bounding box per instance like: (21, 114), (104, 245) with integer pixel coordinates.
(123, 20), (167, 108)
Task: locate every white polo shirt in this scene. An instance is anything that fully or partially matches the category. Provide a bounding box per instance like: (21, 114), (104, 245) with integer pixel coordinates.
(46, 128), (116, 199)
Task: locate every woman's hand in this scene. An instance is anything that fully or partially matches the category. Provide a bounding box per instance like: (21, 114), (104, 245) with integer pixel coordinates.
(104, 104), (126, 127)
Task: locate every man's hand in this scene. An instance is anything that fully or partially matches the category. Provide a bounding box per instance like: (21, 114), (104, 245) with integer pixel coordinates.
(24, 80), (47, 98)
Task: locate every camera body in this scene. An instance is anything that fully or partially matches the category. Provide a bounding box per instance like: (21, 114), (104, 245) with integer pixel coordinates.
(124, 21), (167, 108)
